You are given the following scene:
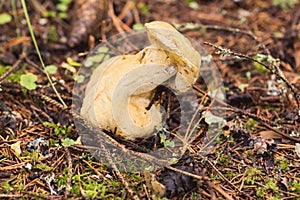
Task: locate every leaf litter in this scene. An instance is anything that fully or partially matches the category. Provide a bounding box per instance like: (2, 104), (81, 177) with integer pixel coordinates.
(1, 0), (300, 199)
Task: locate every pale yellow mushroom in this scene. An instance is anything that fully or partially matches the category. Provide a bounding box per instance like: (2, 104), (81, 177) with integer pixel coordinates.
(145, 21), (201, 91)
(80, 21), (201, 140)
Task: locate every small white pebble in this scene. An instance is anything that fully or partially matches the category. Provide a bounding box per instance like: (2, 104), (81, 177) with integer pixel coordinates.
(105, 174), (113, 179)
(25, 163), (32, 170)
(39, 18), (48, 25)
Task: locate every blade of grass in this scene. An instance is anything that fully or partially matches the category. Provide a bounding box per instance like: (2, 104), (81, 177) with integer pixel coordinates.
(11, 0), (20, 37)
(21, 0), (67, 108)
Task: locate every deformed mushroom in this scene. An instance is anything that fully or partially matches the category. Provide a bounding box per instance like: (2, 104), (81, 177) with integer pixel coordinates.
(80, 21), (201, 140)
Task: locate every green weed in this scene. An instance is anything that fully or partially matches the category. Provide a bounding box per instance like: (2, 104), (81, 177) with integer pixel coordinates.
(244, 118), (258, 132)
(42, 0), (73, 19)
(43, 122), (72, 138)
(137, 2), (149, 14)
(244, 167), (263, 185)
(272, 0), (299, 9)
(256, 178), (280, 199)
(290, 179), (300, 192)
(275, 156), (290, 172)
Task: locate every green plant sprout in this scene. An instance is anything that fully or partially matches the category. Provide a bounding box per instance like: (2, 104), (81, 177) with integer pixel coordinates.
(43, 122), (75, 148)
(33, 163), (53, 172)
(68, 172), (114, 199)
(253, 53), (280, 72)
(133, 23), (144, 31)
(244, 118), (258, 132)
(47, 25), (59, 42)
(57, 0), (72, 18)
(244, 167), (263, 185)
(275, 156), (290, 172)
(21, 0), (67, 108)
(0, 13), (12, 25)
(217, 154), (231, 166)
(2, 176), (17, 192)
(20, 73), (38, 90)
(42, 0), (72, 19)
(187, 1), (199, 10)
(45, 65), (58, 74)
(256, 178), (280, 198)
(2, 174), (25, 193)
(159, 133), (175, 148)
(137, 2), (149, 14)
(57, 168), (71, 187)
(0, 64), (41, 91)
(290, 179), (300, 192)
(272, 0), (299, 9)
(61, 138), (75, 147)
(0, 64), (26, 83)
(190, 192), (202, 200)
(43, 122), (72, 137)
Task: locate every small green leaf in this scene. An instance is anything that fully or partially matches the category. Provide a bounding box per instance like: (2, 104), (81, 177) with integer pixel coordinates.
(133, 23), (144, 31)
(160, 133), (166, 143)
(0, 64), (7, 75)
(0, 13), (12, 25)
(60, 0), (72, 4)
(84, 53), (110, 68)
(45, 65), (58, 74)
(34, 163), (53, 172)
(159, 133), (174, 148)
(253, 61), (267, 72)
(164, 140), (175, 148)
(169, 158), (178, 165)
(2, 180), (13, 192)
(62, 138), (75, 147)
(204, 111), (225, 125)
(58, 12), (68, 19)
(47, 25), (59, 42)
(83, 59), (93, 68)
(97, 46), (109, 53)
(42, 11), (56, 18)
(20, 73), (38, 90)
(67, 57), (81, 67)
(56, 3), (68, 12)
(137, 2), (149, 14)
(273, 31), (284, 38)
(10, 141), (21, 156)
(188, 1), (199, 9)
(145, 166), (154, 171)
(272, 0), (299, 9)
(246, 71), (251, 80)
(75, 74), (85, 83)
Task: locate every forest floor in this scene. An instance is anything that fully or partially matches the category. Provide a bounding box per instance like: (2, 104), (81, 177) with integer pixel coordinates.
(1, 0), (300, 199)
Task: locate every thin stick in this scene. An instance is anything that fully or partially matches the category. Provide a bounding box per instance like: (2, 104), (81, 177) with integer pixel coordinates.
(203, 41), (300, 114)
(0, 49), (25, 84)
(177, 23), (270, 55)
(63, 147), (73, 199)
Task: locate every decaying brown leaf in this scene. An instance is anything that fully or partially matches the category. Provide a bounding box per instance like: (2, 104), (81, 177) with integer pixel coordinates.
(258, 130), (283, 140)
(144, 170), (166, 197)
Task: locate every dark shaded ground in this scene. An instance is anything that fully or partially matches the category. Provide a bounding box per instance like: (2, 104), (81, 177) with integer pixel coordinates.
(1, 0), (300, 199)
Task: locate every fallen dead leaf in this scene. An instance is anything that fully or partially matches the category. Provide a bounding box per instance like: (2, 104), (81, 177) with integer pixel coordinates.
(10, 140), (21, 156)
(258, 130), (283, 140)
(1, 36), (31, 50)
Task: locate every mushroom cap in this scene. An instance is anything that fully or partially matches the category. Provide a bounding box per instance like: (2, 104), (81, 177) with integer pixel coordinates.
(81, 48), (177, 139)
(81, 21), (202, 140)
(145, 21), (201, 86)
